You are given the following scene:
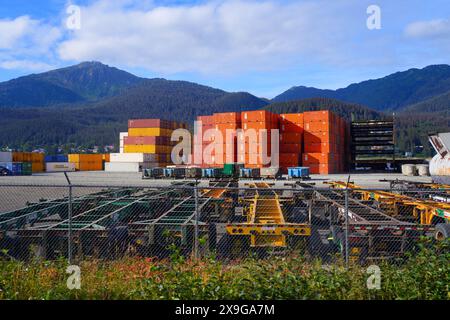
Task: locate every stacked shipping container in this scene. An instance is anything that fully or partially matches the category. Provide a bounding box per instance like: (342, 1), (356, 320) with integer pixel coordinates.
(68, 154), (104, 171)
(239, 110), (278, 168)
(279, 113), (303, 172)
(12, 152), (45, 173)
(107, 119), (187, 172)
(302, 110), (348, 174)
(194, 109), (349, 174)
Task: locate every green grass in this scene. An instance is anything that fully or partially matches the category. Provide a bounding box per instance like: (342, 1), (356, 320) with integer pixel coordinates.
(0, 240), (449, 300)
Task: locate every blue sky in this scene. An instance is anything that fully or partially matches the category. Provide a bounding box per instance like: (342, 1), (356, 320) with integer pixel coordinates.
(0, 0), (449, 98)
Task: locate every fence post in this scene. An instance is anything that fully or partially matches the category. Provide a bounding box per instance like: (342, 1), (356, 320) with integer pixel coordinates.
(344, 188), (349, 268)
(64, 172), (73, 264)
(194, 181), (199, 260)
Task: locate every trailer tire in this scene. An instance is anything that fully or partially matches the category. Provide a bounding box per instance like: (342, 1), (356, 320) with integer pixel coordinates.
(435, 223), (450, 241)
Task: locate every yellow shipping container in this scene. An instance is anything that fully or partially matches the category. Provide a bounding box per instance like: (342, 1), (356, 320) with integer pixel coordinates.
(128, 128), (173, 137)
(102, 154), (110, 162)
(123, 145), (172, 153)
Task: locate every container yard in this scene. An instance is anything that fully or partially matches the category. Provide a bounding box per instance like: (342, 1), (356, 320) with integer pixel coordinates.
(0, 116), (448, 301)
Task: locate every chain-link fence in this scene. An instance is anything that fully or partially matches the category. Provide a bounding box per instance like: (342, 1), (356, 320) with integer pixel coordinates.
(0, 179), (448, 266)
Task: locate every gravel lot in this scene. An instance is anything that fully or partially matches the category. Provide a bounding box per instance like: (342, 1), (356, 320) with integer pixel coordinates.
(0, 171), (432, 213)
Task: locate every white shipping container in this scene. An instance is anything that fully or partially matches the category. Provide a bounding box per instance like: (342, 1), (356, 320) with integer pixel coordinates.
(105, 162), (140, 172)
(119, 132), (128, 149)
(46, 162), (76, 172)
(0, 152), (12, 162)
(119, 132), (128, 140)
(105, 162), (160, 172)
(110, 153), (161, 163)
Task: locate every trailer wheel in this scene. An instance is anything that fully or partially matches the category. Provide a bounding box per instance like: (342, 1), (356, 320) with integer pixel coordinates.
(434, 223), (450, 241)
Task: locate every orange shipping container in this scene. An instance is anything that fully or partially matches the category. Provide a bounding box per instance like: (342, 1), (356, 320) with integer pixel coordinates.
(241, 110), (278, 123)
(68, 154), (103, 163)
(303, 153), (335, 164)
(307, 163), (336, 174)
(238, 153), (273, 166)
(241, 122), (278, 130)
(280, 113), (303, 125)
(75, 162), (104, 171)
(304, 131), (334, 144)
(303, 110), (333, 123)
(304, 143), (338, 153)
(213, 112), (241, 124)
(304, 121), (334, 133)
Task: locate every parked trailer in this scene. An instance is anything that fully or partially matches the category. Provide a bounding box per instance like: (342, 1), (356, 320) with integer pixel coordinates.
(239, 168), (260, 179)
(163, 167), (185, 179)
(313, 188), (432, 263)
(223, 182), (310, 258)
(260, 167), (282, 179)
(288, 167), (310, 180)
(142, 167), (165, 179)
(185, 167), (202, 179)
(328, 181), (448, 241)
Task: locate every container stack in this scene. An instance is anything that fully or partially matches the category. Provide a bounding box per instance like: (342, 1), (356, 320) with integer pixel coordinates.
(239, 110), (279, 168)
(194, 115), (218, 167)
(45, 155), (76, 172)
(68, 154), (104, 171)
(302, 110), (346, 174)
(119, 132), (128, 154)
(213, 112), (240, 166)
(107, 119), (186, 172)
(13, 152), (45, 173)
(279, 113), (304, 172)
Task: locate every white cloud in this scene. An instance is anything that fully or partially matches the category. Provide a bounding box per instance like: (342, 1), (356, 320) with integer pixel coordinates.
(405, 19), (450, 39)
(0, 60), (53, 71)
(0, 16), (32, 49)
(0, 15), (61, 71)
(57, 0), (361, 74)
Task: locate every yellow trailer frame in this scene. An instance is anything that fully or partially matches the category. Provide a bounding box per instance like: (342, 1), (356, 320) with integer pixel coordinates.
(328, 181), (450, 225)
(226, 182), (310, 247)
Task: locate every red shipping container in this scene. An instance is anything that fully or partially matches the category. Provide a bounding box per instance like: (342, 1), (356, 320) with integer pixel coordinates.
(124, 136), (171, 145)
(279, 153), (300, 164)
(280, 132), (302, 144)
(128, 119), (172, 128)
(280, 122), (303, 133)
(280, 143), (302, 153)
(197, 115), (214, 125)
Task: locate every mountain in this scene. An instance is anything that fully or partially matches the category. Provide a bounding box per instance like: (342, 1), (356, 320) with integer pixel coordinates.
(264, 97), (383, 121)
(272, 65), (450, 111)
(0, 61), (144, 108)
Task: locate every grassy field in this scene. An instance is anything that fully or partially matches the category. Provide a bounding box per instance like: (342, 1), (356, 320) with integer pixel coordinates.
(0, 240), (449, 300)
